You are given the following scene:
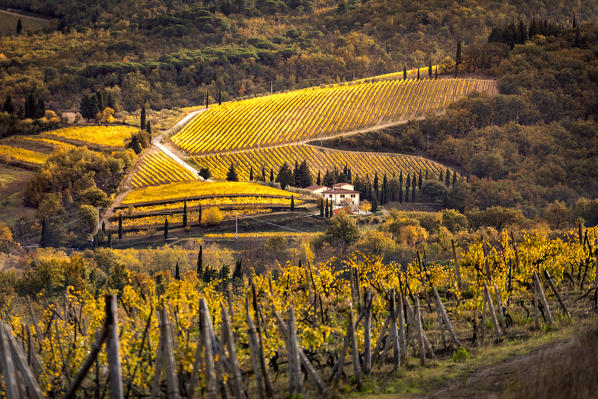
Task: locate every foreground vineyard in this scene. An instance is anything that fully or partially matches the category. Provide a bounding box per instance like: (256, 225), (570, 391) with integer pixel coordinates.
(172, 78), (496, 154)
(194, 144), (450, 181)
(1, 229), (594, 397)
(130, 151), (199, 188)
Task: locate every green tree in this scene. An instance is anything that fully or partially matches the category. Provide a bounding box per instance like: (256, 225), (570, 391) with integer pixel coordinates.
(164, 217), (169, 240)
(422, 180), (448, 203)
(118, 214), (123, 239)
(403, 65), (407, 80)
(2, 96), (14, 114)
(197, 245), (203, 277)
(276, 162), (293, 190)
(371, 194), (378, 212)
(455, 40), (462, 76)
(411, 173), (416, 202)
(16, 18), (22, 34)
(270, 168), (274, 182)
(249, 166), (253, 181)
(319, 198), (324, 217)
(140, 104), (146, 130)
(226, 163), (238, 181)
(146, 120), (152, 135)
(291, 195), (295, 212)
(428, 60), (432, 79)
(324, 212), (360, 252)
(325, 198), (329, 218)
(317, 170), (321, 185)
(175, 262), (180, 280)
(183, 201), (188, 228)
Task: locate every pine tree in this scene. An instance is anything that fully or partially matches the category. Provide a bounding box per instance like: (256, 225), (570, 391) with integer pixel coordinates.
(292, 160), (300, 187)
(25, 94), (36, 119)
(197, 245), (203, 277)
(455, 41), (462, 77)
(290, 195), (295, 212)
(382, 174), (388, 204)
(226, 163), (238, 181)
(276, 162), (293, 190)
(347, 166), (352, 182)
(232, 259), (244, 284)
(428, 60), (432, 79)
(175, 262), (180, 280)
(118, 215), (123, 239)
(16, 18), (22, 34)
(399, 172), (403, 203)
(249, 166), (253, 181)
(140, 104), (146, 130)
(183, 201), (188, 228)
(403, 65), (407, 80)
(329, 199), (333, 217)
(319, 198), (324, 217)
(36, 98), (45, 118)
(298, 160), (313, 187)
(405, 175), (410, 202)
(316, 170), (321, 185)
(164, 217), (169, 240)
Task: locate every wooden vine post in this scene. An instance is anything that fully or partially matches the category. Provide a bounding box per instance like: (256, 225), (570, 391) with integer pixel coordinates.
(286, 307), (302, 395)
(221, 307), (246, 399)
(348, 307), (362, 387)
(363, 291), (372, 375)
(414, 297), (426, 366)
(389, 289), (401, 370)
(201, 299), (218, 399)
(544, 271), (571, 318)
(533, 272), (554, 325)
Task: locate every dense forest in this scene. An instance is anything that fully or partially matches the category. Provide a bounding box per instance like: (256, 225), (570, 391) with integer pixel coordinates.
(0, 0), (596, 113)
(319, 24), (598, 221)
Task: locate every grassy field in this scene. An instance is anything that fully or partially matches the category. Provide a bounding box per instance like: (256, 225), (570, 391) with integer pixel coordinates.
(0, 10), (56, 36)
(0, 166), (36, 226)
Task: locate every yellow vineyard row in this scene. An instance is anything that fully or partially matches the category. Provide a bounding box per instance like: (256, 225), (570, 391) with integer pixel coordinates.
(0, 144), (48, 165)
(130, 151), (198, 188)
(194, 144), (449, 181)
(173, 78), (495, 154)
(41, 125), (138, 147)
(121, 181), (295, 206)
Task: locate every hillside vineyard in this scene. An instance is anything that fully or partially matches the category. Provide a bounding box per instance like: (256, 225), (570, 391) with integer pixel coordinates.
(172, 78), (496, 154)
(131, 151), (199, 188)
(193, 144), (450, 181)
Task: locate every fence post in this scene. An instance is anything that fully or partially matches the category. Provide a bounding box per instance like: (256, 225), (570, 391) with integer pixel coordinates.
(533, 272), (554, 325)
(106, 294), (124, 399)
(484, 284), (502, 337)
(493, 283), (507, 330)
(544, 271), (571, 318)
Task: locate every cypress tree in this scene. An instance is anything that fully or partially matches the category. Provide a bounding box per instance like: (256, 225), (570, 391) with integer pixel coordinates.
(319, 198), (324, 217)
(107, 231), (112, 248)
(399, 172), (403, 203)
(411, 174), (416, 202)
(16, 18), (22, 34)
(455, 41), (462, 77)
(262, 167), (266, 181)
(183, 201), (188, 228)
(40, 218), (48, 248)
(403, 65), (407, 80)
(452, 170), (457, 186)
(146, 120), (152, 135)
(35, 98), (45, 118)
(425, 169), (429, 180)
(205, 90), (209, 108)
(435, 66), (438, 79)
(292, 160), (300, 187)
(249, 166), (253, 181)
(25, 94), (36, 119)
(175, 262), (180, 280)
(439, 169), (443, 181)
(325, 199), (329, 218)
(140, 104), (146, 130)
(197, 245), (203, 277)
(2, 96), (14, 114)
(373, 172), (379, 193)
(382, 174), (388, 204)
(102, 221), (106, 233)
(428, 60), (432, 79)
(329, 199), (333, 216)
(371, 194), (378, 212)
(417, 68), (420, 80)
(405, 175), (410, 202)
(291, 195), (295, 212)
(418, 170), (423, 190)
(118, 215), (123, 239)
(164, 217), (169, 240)
(445, 169), (451, 186)
(270, 169), (274, 182)
(347, 166), (352, 182)
(316, 170), (321, 185)
(218, 89), (222, 106)
(198, 204), (202, 224)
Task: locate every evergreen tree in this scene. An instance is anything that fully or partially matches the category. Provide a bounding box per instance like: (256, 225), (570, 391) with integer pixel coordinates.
(164, 217), (169, 240)
(226, 163), (238, 181)
(262, 167), (266, 181)
(403, 65), (407, 80)
(411, 174), (416, 202)
(292, 160), (300, 187)
(329, 199), (333, 217)
(417, 68), (420, 80)
(205, 90), (209, 108)
(107, 231), (112, 248)
(297, 160), (313, 187)
(428, 60), (432, 79)
(2, 96), (14, 114)
(276, 162), (294, 190)
(445, 169), (451, 186)
(319, 198), (324, 217)
(249, 166), (253, 181)
(435, 66), (438, 79)
(425, 170), (429, 180)
(218, 89), (222, 106)
(405, 174), (410, 202)
(140, 104), (146, 130)
(382, 174), (388, 204)
(452, 170), (457, 186)
(25, 94), (36, 119)
(96, 92), (105, 111)
(198, 204), (202, 224)
(183, 201), (188, 228)
(197, 245), (203, 277)
(102, 221), (106, 233)
(325, 199), (329, 218)
(107, 92), (115, 109)
(36, 98), (45, 118)
(290, 195), (295, 212)
(16, 18), (22, 34)
(175, 262), (180, 280)
(269, 168), (274, 182)
(418, 170), (423, 190)
(439, 169), (443, 181)
(371, 194), (378, 212)
(399, 172), (403, 203)
(347, 166), (352, 182)
(455, 41), (462, 77)
(373, 172), (379, 193)
(146, 120), (152, 135)
(232, 259), (244, 285)
(118, 215), (123, 239)
(40, 218), (49, 248)
(316, 170), (321, 185)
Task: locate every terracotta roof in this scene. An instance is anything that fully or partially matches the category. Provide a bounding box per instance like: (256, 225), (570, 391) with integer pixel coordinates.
(333, 182), (353, 187)
(305, 185), (328, 191)
(322, 188), (359, 194)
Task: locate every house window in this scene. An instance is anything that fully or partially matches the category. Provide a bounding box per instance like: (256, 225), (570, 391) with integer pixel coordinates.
(329, 194), (332, 198)
(340, 194), (345, 198)
(350, 194), (355, 198)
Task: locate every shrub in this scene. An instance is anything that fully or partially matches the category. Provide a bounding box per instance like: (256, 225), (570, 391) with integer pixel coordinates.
(200, 207), (223, 226)
(452, 346), (469, 363)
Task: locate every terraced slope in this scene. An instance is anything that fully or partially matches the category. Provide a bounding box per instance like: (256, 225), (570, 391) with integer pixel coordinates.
(130, 151), (198, 188)
(172, 78), (495, 154)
